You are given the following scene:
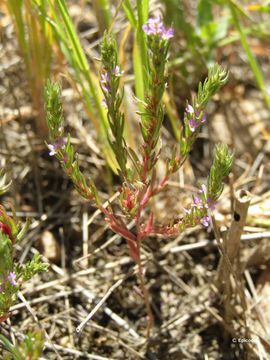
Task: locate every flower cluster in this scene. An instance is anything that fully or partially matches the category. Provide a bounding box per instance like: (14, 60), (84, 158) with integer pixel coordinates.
(99, 35), (128, 177)
(180, 65), (228, 159)
(48, 137), (66, 156)
(142, 17), (174, 40)
(182, 185), (218, 228)
(7, 271), (16, 286)
(112, 65), (124, 77)
(192, 185), (218, 211)
(0, 272), (17, 292)
(100, 66), (124, 109)
(186, 104), (206, 132)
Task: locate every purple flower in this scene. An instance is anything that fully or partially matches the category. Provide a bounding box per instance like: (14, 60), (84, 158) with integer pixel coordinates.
(48, 138), (67, 156)
(100, 72), (110, 93)
(48, 144), (57, 156)
(188, 118), (200, 132)
(183, 208), (191, 215)
(101, 72), (109, 83)
(163, 27), (174, 40)
(207, 198), (218, 211)
(102, 96), (112, 109)
(200, 184), (207, 196)
(186, 104), (206, 132)
(112, 66), (124, 77)
(7, 272), (17, 286)
(191, 196), (203, 209)
(142, 18), (174, 40)
(102, 98), (108, 108)
(186, 104), (195, 114)
(57, 138), (66, 147)
(201, 215), (210, 227)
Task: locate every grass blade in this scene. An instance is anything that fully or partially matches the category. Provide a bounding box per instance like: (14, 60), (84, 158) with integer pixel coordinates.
(45, 0), (119, 172)
(229, 1), (270, 110)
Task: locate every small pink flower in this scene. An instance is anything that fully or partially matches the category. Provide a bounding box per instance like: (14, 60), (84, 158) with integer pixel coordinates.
(186, 104), (195, 114)
(191, 196), (203, 209)
(207, 198), (218, 211)
(101, 72), (109, 84)
(58, 138), (66, 147)
(102, 99), (108, 108)
(142, 18), (174, 40)
(7, 272), (17, 286)
(186, 104), (206, 131)
(162, 27), (174, 40)
(112, 66), (124, 77)
(188, 118), (200, 132)
(201, 216), (210, 227)
(200, 184), (207, 196)
(48, 144), (57, 156)
(48, 138), (67, 156)
(100, 72), (110, 93)
(184, 208), (191, 215)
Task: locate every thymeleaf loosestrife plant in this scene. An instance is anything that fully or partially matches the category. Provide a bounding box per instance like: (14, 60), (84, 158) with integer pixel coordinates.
(46, 17), (233, 336)
(0, 170), (48, 322)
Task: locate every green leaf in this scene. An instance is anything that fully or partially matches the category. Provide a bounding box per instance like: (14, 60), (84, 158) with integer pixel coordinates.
(0, 335), (24, 360)
(197, 0), (213, 29)
(122, 0), (137, 28)
(229, 1), (270, 110)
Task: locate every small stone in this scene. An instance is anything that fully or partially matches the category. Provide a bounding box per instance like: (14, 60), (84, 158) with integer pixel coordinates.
(38, 231), (61, 263)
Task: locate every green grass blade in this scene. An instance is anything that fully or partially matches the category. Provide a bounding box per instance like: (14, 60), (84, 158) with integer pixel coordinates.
(122, 0), (137, 29)
(136, 0), (149, 96)
(6, 0), (30, 71)
(45, 0), (118, 171)
(229, 1), (270, 110)
(197, 0), (213, 29)
(123, 0), (149, 108)
(92, 0), (111, 32)
(0, 335), (23, 360)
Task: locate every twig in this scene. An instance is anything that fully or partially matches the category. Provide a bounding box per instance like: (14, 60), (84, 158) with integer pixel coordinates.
(18, 291), (62, 360)
(217, 189), (251, 338)
(225, 189), (251, 262)
(60, 227), (75, 347)
(170, 231), (270, 253)
(87, 191), (120, 226)
(76, 269), (135, 333)
(76, 285), (140, 339)
(44, 341), (114, 360)
(82, 207), (89, 267)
